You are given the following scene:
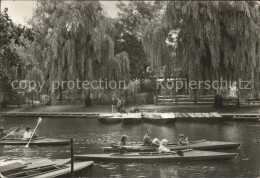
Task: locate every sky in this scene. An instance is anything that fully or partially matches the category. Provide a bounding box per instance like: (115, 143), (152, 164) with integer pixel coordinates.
(1, 1), (119, 25)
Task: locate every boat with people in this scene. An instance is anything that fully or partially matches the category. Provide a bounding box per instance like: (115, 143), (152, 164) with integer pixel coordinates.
(75, 150), (237, 162)
(142, 113), (176, 124)
(0, 158), (93, 177)
(103, 140), (241, 152)
(0, 137), (70, 146)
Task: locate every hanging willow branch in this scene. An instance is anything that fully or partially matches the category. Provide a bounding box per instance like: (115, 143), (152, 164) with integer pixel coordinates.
(30, 0), (130, 99)
(165, 1), (260, 97)
(140, 20), (172, 76)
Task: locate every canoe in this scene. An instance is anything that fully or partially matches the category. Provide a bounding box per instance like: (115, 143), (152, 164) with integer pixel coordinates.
(121, 113), (143, 124)
(175, 112), (223, 122)
(75, 150), (237, 162)
(25, 161), (93, 178)
(102, 140), (241, 152)
(98, 113), (115, 119)
(142, 113), (176, 124)
(0, 138), (70, 146)
(98, 114), (122, 124)
(1, 158), (93, 178)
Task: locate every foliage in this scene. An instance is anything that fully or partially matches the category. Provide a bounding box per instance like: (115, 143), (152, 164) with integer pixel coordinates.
(115, 1), (166, 79)
(0, 8), (34, 105)
(165, 1), (260, 97)
(29, 0), (130, 102)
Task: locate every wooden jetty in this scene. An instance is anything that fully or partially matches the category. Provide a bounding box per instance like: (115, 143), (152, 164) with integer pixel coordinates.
(221, 114), (260, 121)
(1, 111), (259, 122)
(0, 112), (98, 118)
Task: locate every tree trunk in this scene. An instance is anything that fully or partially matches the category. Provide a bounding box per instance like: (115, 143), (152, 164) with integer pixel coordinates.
(85, 90), (91, 107)
(193, 89), (197, 104)
(31, 94), (34, 108)
(59, 87), (63, 102)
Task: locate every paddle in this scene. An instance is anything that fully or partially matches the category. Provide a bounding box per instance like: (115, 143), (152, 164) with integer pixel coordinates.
(0, 128), (21, 140)
(25, 117), (42, 148)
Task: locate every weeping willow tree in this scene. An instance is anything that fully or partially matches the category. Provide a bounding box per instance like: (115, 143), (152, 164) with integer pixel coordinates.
(165, 1), (260, 98)
(141, 21), (172, 78)
(30, 0), (130, 105)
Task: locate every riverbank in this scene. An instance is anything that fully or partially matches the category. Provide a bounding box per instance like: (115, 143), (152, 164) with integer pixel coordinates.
(1, 104), (260, 114)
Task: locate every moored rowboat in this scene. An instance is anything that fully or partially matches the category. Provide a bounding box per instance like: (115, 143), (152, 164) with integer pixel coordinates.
(75, 150), (237, 162)
(25, 161), (93, 178)
(121, 113), (142, 124)
(1, 158), (93, 178)
(142, 113), (176, 124)
(103, 140), (241, 152)
(98, 114), (122, 124)
(0, 138), (70, 146)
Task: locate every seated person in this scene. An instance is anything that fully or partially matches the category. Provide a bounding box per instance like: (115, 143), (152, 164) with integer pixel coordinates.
(23, 127), (37, 140)
(159, 139), (172, 153)
(120, 135), (128, 146)
(120, 108), (127, 113)
(111, 135), (128, 154)
(130, 106), (139, 113)
(152, 138), (160, 151)
(143, 129), (152, 146)
(178, 134), (189, 147)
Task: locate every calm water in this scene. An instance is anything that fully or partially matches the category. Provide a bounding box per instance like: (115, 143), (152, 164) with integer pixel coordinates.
(0, 117), (260, 177)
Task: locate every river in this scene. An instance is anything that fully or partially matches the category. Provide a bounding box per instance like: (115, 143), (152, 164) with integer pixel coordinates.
(0, 117), (259, 177)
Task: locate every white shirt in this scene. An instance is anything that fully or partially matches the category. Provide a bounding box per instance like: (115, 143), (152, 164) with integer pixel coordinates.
(159, 144), (171, 153)
(23, 131), (33, 139)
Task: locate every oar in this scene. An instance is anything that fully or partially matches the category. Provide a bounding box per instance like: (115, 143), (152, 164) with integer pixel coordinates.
(0, 128), (21, 140)
(25, 117), (42, 148)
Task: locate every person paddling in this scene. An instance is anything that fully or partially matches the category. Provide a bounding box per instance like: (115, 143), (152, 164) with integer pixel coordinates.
(23, 127), (37, 140)
(178, 133), (190, 147)
(143, 129), (152, 146)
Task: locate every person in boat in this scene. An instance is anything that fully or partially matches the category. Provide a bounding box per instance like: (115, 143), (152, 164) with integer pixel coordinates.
(111, 135), (128, 154)
(0, 127), (7, 138)
(23, 127), (37, 140)
(151, 138), (160, 151)
(120, 135), (128, 146)
(178, 133), (190, 147)
(159, 139), (172, 153)
(143, 129), (152, 146)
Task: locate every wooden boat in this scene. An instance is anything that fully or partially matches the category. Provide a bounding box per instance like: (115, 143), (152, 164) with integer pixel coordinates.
(0, 137), (70, 146)
(176, 112), (223, 122)
(98, 113), (122, 124)
(24, 162), (93, 178)
(121, 113), (143, 124)
(102, 140), (241, 152)
(75, 150), (237, 162)
(1, 158), (93, 178)
(142, 113), (176, 124)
